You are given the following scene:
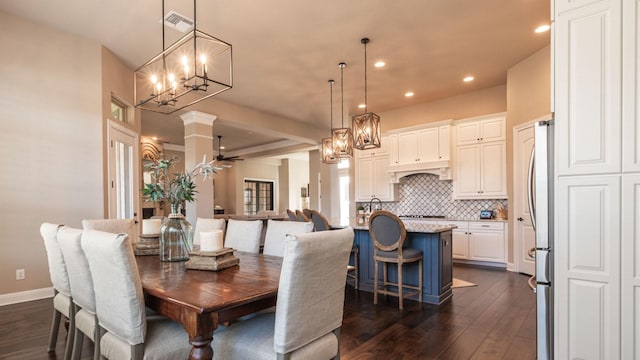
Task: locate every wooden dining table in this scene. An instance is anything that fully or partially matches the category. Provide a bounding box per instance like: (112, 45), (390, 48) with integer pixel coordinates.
(136, 252), (282, 360)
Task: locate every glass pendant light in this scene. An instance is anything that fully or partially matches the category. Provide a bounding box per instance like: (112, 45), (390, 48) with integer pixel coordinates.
(322, 80), (339, 164)
(332, 62), (354, 158)
(353, 37), (381, 150)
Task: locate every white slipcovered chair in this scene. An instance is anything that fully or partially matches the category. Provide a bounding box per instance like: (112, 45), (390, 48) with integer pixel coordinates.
(213, 227), (354, 359)
(262, 219), (314, 257)
(81, 229), (191, 359)
(224, 219), (263, 253)
(57, 226), (100, 360)
(193, 217), (226, 246)
(82, 218), (137, 245)
(41, 222), (74, 360)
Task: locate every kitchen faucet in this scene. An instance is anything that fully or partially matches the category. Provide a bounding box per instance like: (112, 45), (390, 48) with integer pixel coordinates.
(369, 197), (382, 212)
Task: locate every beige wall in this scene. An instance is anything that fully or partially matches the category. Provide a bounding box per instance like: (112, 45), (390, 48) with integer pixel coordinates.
(0, 12), (103, 295)
(505, 45), (551, 264)
(379, 85), (507, 131)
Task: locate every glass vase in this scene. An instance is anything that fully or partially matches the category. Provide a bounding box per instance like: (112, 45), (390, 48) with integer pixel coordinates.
(160, 204), (193, 262)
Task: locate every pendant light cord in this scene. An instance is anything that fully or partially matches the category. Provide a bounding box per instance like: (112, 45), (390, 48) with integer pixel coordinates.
(363, 39), (368, 113)
(339, 62), (346, 128)
(329, 80), (334, 133)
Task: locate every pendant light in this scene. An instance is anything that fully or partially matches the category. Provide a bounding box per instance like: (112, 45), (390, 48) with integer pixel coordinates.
(134, 0), (233, 114)
(332, 62), (354, 158)
(322, 80), (339, 164)
(353, 37), (381, 150)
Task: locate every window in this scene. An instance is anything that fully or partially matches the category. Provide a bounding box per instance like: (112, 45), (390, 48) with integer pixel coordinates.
(243, 180), (274, 215)
(111, 98), (128, 124)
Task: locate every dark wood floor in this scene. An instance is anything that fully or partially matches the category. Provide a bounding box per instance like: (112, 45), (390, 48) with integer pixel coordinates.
(0, 265), (535, 359)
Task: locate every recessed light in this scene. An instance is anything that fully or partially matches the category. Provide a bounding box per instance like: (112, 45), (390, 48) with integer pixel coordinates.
(358, 103), (366, 109)
(535, 24), (550, 33)
(405, 92), (414, 97)
(151, 136), (158, 141)
(374, 61), (386, 68)
(463, 76), (474, 82)
(220, 146), (226, 150)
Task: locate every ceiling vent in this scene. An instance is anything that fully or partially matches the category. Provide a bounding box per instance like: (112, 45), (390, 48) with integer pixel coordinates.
(162, 10), (194, 33)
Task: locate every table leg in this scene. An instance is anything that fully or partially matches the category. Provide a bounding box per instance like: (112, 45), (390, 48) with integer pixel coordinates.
(185, 312), (218, 360)
(189, 336), (214, 360)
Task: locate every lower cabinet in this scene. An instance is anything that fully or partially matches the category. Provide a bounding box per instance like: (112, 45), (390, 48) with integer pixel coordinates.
(441, 220), (506, 265)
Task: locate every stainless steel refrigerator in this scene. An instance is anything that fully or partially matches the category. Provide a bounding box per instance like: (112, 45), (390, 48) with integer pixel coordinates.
(528, 116), (554, 359)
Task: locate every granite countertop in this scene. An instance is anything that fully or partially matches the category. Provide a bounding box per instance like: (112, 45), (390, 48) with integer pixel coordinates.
(399, 217), (508, 223)
(346, 220), (457, 234)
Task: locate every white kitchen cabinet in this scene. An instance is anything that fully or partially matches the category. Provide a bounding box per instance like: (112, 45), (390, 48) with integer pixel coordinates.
(438, 220), (506, 264)
(467, 221), (505, 262)
(453, 141), (507, 199)
(554, 0), (627, 358)
(455, 114), (505, 145)
(355, 154), (396, 202)
(356, 135), (389, 158)
(387, 134), (399, 165)
(394, 125), (450, 165)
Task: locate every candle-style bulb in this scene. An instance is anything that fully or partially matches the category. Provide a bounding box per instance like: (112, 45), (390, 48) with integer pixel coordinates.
(150, 74), (158, 84)
(156, 82), (162, 92)
(200, 54), (207, 64)
(181, 56), (188, 66)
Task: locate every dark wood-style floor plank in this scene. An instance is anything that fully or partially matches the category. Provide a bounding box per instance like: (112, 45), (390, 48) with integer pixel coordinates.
(0, 265), (536, 360)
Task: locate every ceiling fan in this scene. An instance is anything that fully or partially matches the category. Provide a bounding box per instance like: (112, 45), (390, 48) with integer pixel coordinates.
(215, 135), (244, 162)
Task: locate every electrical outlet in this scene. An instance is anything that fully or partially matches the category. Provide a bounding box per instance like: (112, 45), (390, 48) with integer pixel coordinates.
(16, 269), (25, 280)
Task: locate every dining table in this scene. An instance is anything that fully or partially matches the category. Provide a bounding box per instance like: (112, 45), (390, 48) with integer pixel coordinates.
(136, 252), (282, 360)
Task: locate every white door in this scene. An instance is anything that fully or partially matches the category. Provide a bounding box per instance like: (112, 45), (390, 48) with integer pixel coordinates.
(513, 122), (536, 275)
(107, 120), (140, 222)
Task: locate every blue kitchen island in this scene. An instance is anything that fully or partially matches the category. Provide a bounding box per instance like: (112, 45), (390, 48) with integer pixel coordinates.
(351, 223), (455, 305)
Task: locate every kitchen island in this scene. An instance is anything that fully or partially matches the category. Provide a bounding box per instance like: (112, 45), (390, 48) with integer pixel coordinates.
(351, 222), (456, 305)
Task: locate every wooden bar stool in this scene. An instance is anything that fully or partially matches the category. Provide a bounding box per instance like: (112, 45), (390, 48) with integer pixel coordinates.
(369, 210), (423, 310)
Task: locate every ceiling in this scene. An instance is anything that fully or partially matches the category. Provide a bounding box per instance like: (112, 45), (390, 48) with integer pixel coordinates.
(1, 0), (550, 155)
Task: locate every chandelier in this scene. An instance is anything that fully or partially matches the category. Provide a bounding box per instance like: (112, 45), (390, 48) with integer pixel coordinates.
(134, 0), (233, 114)
(332, 62), (354, 158)
(322, 80), (339, 164)
(352, 37), (381, 150)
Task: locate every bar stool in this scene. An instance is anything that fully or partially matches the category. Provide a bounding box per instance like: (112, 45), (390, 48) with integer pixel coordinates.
(369, 210), (423, 310)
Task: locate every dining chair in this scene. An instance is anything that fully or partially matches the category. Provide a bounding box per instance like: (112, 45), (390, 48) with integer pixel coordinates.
(80, 229), (191, 359)
(262, 219), (314, 257)
(302, 208), (312, 219)
(224, 219), (263, 253)
(193, 217), (226, 246)
(369, 210), (423, 310)
(57, 226), (100, 360)
(286, 209), (297, 221)
(295, 209), (310, 222)
(308, 209), (331, 231)
(40, 222), (74, 360)
(213, 227), (354, 359)
(82, 218), (137, 246)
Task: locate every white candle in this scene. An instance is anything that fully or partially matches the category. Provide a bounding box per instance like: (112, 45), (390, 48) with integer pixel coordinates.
(200, 230), (223, 252)
(142, 219), (161, 235)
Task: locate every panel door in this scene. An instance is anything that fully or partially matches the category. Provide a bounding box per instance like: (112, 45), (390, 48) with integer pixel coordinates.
(468, 230), (505, 262)
(453, 144), (480, 198)
(438, 125), (451, 160)
(451, 229), (469, 259)
(417, 128), (439, 162)
(480, 116), (506, 142)
(480, 142), (507, 198)
(398, 131), (418, 164)
(556, 175), (621, 360)
(355, 156), (374, 201)
(555, 0), (622, 176)
(621, 174), (640, 359)
(456, 121), (481, 145)
(372, 155), (391, 200)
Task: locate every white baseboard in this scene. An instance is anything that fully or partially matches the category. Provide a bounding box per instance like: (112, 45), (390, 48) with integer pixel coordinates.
(507, 262), (516, 272)
(0, 287), (54, 306)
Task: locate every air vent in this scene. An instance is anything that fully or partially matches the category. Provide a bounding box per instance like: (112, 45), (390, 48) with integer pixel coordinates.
(162, 10), (194, 33)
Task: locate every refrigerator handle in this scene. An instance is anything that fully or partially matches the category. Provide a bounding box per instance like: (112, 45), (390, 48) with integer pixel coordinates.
(527, 148), (536, 231)
(528, 275), (537, 293)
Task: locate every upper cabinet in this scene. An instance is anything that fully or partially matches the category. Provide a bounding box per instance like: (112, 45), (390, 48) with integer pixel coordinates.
(355, 136), (397, 202)
(453, 113), (507, 199)
(389, 124), (451, 166)
(456, 115), (505, 145)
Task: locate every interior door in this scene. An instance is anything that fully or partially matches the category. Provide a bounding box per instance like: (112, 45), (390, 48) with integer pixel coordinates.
(513, 122), (535, 275)
(107, 120), (140, 222)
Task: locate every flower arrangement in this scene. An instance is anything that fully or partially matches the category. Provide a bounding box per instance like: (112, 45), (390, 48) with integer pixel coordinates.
(142, 155), (225, 212)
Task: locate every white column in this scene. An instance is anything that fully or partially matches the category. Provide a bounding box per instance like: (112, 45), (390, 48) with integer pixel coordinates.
(180, 111), (216, 225)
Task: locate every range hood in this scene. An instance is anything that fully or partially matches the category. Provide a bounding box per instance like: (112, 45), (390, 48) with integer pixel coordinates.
(387, 160), (452, 183)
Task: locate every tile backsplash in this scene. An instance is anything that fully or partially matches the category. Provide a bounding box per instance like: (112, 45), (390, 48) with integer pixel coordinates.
(357, 173), (508, 219)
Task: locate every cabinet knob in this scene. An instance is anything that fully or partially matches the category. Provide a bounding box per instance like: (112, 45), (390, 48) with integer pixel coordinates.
(517, 217), (524, 221)
(477, 138), (480, 141)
